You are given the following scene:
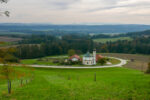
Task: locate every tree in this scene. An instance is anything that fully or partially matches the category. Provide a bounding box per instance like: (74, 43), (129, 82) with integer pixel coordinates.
(146, 62), (150, 74)
(0, 48), (19, 64)
(97, 58), (107, 65)
(0, 48), (19, 94)
(0, 66), (15, 94)
(68, 49), (75, 57)
(0, 0), (9, 17)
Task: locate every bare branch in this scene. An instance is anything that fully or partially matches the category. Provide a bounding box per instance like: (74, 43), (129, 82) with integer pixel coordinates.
(0, 0), (9, 17)
(0, 0), (8, 3)
(5, 11), (9, 17)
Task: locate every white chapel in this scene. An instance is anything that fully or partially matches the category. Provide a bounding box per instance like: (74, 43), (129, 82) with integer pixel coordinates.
(82, 49), (97, 65)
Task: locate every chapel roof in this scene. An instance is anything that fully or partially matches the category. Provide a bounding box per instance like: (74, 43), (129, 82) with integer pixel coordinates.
(84, 52), (93, 57)
(69, 54), (81, 60)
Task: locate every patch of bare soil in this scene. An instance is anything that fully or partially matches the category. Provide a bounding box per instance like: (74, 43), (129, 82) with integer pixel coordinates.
(101, 53), (150, 71)
(0, 36), (22, 42)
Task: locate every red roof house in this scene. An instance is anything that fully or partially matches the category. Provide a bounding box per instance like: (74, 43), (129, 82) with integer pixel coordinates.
(69, 54), (81, 61)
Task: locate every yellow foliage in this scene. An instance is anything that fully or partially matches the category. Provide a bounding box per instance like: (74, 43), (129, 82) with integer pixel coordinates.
(0, 41), (5, 44)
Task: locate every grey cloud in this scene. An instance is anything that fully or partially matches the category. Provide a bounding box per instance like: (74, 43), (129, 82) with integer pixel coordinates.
(1, 0), (150, 24)
(85, 1), (150, 12)
(44, 0), (80, 9)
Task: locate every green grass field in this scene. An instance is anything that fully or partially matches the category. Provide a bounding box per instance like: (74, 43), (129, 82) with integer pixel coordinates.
(20, 57), (121, 66)
(93, 37), (132, 43)
(21, 58), (62, 66)
(0, 67), (150, 100)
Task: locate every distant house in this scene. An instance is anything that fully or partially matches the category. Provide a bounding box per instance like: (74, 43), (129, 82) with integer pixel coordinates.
(69, 54), (81, 62)
(82, 49), (103, 65)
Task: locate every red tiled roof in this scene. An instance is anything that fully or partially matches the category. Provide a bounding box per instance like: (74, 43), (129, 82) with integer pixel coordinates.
(70, 54), (103, 61)
(69, 54), (81, 60)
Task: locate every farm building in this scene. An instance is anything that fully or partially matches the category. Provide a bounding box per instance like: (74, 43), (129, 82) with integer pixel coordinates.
(69, 54), (81, 62)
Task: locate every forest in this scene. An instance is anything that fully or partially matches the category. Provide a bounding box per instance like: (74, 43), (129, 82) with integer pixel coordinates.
(5, 33), (149, 59)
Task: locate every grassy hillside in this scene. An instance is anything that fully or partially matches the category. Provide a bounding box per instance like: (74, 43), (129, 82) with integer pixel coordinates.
(93, 37), (132, 43)
(1, 67), (150, 100)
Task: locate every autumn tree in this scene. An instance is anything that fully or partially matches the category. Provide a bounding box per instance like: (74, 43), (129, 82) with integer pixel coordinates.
(0, 48), (19, 94)
(0, 66), (15, 94)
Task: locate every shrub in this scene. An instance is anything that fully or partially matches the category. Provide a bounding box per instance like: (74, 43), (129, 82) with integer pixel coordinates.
(53, 60), (60, 64)
(3, 54), (19, 63)
(98, 58), (107, 65)
(37, 58), (43, 61)
(146, 62), (150, 74)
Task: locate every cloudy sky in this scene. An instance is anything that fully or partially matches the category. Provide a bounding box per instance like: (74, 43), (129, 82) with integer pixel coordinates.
(0, 0), (150, 24)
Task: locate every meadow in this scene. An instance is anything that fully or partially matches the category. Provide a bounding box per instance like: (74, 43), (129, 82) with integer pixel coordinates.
(0, 67), (150, 100)
(93, 37), (132, 43)
(20, 56), (121, 66)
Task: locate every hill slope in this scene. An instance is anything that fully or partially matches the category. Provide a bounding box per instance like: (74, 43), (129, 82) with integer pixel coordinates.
(1, 67), (150, 100)
(0, 23), (150, 34)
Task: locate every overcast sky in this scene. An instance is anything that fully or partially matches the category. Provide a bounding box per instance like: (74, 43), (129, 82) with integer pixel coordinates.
(0, 0), (150, 24)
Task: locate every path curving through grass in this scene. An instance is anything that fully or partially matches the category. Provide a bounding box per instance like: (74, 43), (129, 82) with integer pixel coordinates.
(27, 57), (127, 69)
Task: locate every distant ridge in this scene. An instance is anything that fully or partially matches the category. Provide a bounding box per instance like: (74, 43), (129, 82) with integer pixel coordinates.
(0, 23), (150, 34)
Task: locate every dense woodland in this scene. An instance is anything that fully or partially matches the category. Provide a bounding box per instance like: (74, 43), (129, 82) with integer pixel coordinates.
(15, 35), (93, 59)
(95, 37), (150, 54)
(13, 33), (149, 59)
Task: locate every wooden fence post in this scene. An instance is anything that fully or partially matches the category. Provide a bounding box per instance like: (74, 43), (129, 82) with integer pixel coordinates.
(8, 80), (11, 94)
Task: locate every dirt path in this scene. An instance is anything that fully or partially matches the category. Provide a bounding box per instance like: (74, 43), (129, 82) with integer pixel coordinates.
(0, 57), (127, 69)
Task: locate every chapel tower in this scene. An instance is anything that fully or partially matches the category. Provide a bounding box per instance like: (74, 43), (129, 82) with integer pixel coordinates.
(93, 49), (96, 65)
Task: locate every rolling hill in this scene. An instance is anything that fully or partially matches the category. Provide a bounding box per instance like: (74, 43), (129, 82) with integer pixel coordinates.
(0, 23), (150, 34)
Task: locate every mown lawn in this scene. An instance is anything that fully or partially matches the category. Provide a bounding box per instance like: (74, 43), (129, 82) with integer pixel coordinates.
(93, 37), (132, 43)
(20, 57), (121, 66)
(0, 67), (150, 100)
(21, 59), (58, 66)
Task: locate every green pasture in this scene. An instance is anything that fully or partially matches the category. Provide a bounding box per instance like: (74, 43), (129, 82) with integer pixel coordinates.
(20, 57), (121, 66)
(21, 59), (59, 66)
(93, 37), (132, 43)
(0, 67), (150, 100)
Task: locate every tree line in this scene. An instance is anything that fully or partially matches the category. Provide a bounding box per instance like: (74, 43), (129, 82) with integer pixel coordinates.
(91, 29), (150, 39)
(95, 36), (150, 54)
(15, 35), (94, 59)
